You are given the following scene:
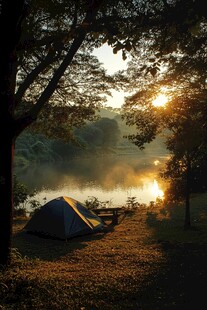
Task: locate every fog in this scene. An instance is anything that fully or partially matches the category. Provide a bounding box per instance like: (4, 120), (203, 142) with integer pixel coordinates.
(15, 153), (168, 207)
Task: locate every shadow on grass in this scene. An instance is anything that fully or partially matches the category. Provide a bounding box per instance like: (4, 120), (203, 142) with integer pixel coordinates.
(145, 201), (207, 243)
(12, 223), (115, 261)
(137, 204), (207, 309)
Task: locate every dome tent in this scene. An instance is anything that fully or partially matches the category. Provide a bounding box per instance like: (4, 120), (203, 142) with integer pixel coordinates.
(24, 196), (104, 239)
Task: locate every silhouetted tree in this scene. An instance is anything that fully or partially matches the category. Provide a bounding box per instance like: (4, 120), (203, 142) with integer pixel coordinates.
(123, 69), (207, 230)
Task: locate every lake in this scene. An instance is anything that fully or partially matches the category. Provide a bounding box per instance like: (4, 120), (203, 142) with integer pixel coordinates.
(15, 153), (169, 210)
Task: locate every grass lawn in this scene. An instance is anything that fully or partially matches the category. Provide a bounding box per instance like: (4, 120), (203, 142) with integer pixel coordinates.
(1, 193), (207, 309)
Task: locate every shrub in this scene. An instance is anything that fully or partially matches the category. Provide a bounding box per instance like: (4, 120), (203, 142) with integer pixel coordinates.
(13, 175), (40, 217)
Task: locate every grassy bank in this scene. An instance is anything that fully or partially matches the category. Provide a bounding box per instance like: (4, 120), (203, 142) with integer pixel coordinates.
(1, 194), (207, 309)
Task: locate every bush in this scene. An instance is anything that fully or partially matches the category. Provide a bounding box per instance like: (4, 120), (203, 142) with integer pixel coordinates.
(13, 175), (40, 217)
(84, 196), (112, 210)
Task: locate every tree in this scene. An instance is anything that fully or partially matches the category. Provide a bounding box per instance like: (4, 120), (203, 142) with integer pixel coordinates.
(75, 123), (103, 149)
(122, 0), (207, 95)
(1, 0), (161, 266)
(122, 55), (207, 229)
(93, 117), (121, 148)
(120, 0), (207, 229)
(162, 109), (206, 229)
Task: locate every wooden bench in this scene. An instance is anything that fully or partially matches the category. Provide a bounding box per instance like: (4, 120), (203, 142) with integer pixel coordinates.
(92, 207), (124, 225)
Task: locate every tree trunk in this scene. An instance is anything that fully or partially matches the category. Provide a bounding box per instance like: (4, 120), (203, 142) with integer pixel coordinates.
(184, 158), (191, 230)
(184, 184), (191, 230)
(0, 135), (14, 266)
(0, 1), (26, 266)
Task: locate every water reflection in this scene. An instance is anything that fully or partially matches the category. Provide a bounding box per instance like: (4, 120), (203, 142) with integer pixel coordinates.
(15, 154), (168, 207)
(151, 179), (164, 200)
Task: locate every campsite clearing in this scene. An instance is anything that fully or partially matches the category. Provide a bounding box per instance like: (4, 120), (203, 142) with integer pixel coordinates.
(1, 194), (207, 309)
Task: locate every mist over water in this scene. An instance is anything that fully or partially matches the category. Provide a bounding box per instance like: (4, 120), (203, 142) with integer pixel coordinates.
(15, 154), (168, 208)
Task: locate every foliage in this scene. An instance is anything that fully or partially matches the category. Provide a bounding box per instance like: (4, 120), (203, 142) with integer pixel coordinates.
(94, 117), (121, 147)
(75, 117), (121, 150)
(121, 0), (207, 151)
(13, 175), (30, 209)
(15, 131), (58, 164)
(126, 0), (207, 82)
(124, 196), (140, 210)
(29, 199), (42, 216)
(122, 81), (207, 227)
(121, 1), (207, 228)
(84, 196), (112, 210)
(11, 0), (141, 138)
(28, 53), (125, 139)
(13, 175), (40, 217)
(15, 115), (123, 164)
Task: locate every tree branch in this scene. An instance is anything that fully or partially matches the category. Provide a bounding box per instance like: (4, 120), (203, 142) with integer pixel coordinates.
(15, 48), (58, 106)
(14, 0), (104, 133)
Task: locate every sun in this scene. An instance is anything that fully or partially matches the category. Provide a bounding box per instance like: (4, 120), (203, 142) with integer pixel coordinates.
(152, 94), (168, 107)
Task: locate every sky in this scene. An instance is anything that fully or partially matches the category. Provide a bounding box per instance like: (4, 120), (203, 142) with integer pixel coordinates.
(93, 44), (130, 109)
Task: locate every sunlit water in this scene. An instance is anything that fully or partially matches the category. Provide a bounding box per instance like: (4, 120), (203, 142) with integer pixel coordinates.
(15, 153), (168, 210)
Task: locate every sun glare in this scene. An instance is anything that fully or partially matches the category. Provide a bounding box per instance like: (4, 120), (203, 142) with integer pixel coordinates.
(154, 160), (160, 166)
(152, 94), (168, 107)
(151, 179), (164, 200)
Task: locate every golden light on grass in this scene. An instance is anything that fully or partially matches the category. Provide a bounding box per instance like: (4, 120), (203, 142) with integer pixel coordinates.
(152, 93), (168, 107)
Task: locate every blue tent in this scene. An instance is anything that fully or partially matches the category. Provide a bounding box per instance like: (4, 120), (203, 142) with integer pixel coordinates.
(24, 196), (104, 239)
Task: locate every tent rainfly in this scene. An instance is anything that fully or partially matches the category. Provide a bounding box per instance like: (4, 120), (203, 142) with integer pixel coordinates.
(24, 196), (104, 239)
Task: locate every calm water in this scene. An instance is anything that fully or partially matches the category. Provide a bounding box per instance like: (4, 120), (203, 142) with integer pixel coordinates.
(15, 153), (168, 209)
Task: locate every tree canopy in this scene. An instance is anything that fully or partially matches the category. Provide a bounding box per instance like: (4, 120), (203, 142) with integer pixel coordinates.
(121, 0), (207, 229)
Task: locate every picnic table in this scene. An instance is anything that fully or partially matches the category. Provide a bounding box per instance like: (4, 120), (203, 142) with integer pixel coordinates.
(92, 207), (124, 225)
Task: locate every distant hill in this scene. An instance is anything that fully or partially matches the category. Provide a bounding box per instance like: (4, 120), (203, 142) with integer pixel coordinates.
(97, 108), (135, 136)
(97, 107), (121, 119)
(96, 107), (168, 156)
(15, 107), (168, 166)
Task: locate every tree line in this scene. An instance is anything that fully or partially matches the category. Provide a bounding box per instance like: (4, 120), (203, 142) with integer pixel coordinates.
(15, 116), (121, 165)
